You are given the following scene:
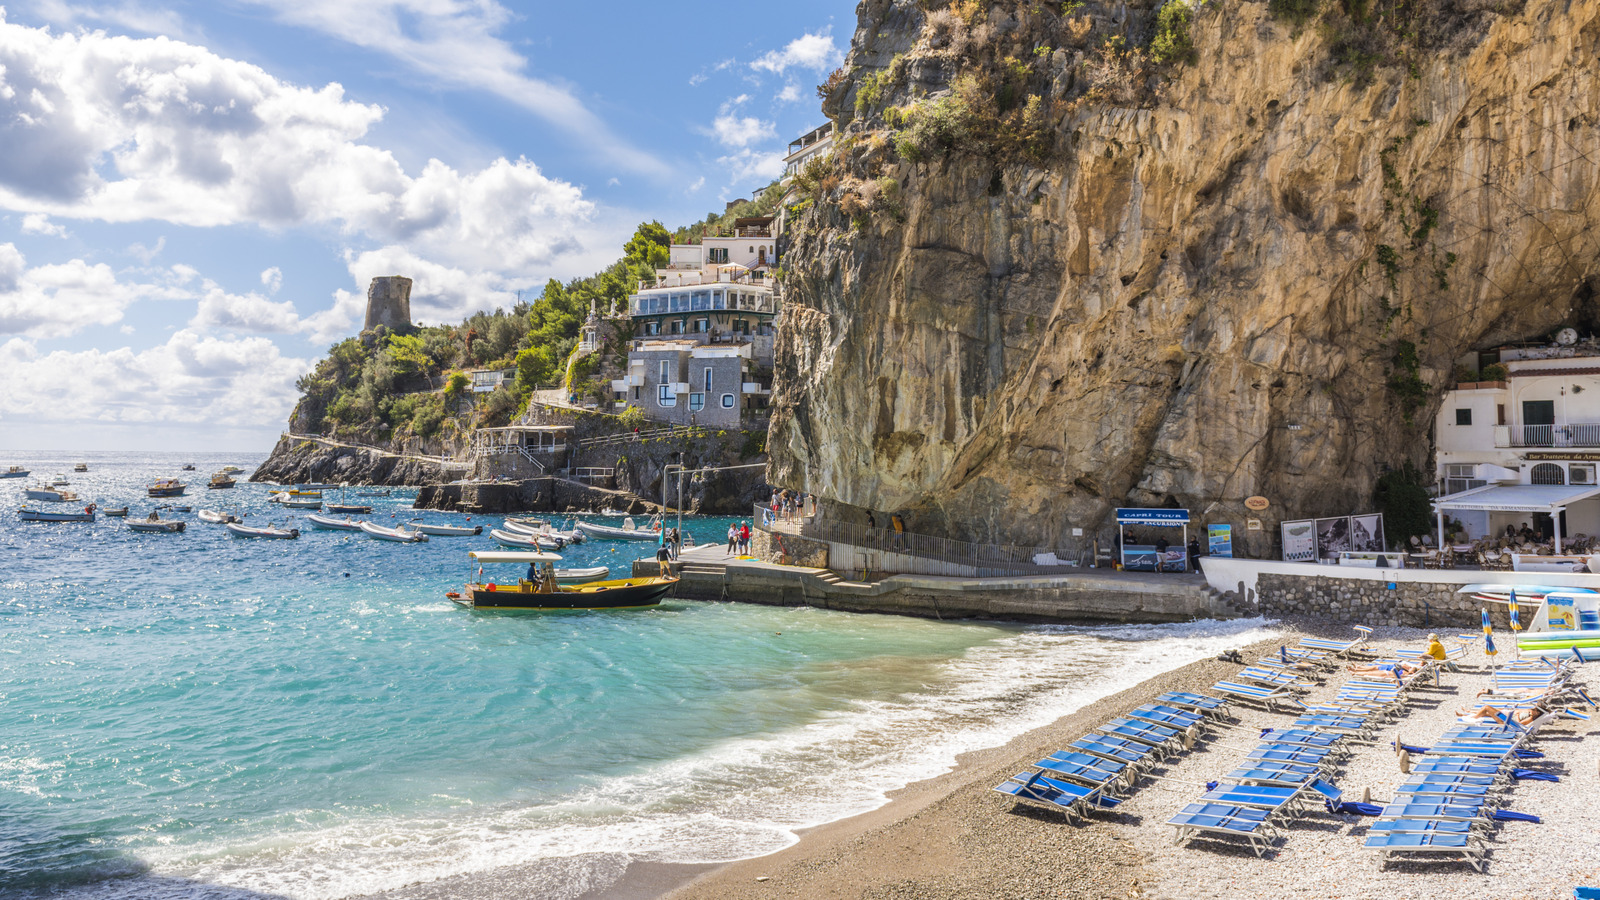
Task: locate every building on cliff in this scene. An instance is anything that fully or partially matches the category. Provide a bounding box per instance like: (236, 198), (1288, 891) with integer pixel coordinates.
(1434, 334), (1600, 544)
(363, 276), (412, 333)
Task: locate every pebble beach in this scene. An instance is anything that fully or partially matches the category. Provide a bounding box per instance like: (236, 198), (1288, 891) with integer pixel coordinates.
(661, 624), (1599, 900)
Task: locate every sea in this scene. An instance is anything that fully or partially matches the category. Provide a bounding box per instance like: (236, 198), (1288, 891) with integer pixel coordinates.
(1, 451), (1280, 900)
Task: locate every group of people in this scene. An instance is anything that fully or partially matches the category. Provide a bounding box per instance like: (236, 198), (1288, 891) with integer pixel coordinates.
(1343, 633), (1556, 727)
(654, 527), (684, 575)
(770, 490), (806, 523)
(726, 521), (752, 556)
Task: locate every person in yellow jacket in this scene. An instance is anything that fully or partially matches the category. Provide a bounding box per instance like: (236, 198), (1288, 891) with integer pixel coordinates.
(1425, 633), (1447, 660)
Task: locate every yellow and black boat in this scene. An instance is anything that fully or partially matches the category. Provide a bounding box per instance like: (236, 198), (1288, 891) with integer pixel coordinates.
(446, 551), (676, 611)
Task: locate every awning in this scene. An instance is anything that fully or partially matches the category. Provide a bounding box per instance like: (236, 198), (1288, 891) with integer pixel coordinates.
(1432, 484), (1600, 513)
(1115, 508), (1191, 526)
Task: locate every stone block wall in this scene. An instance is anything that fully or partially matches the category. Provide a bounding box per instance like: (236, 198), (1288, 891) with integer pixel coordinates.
(1252, 573), (1513, 629)
(751, 529), (829, 569)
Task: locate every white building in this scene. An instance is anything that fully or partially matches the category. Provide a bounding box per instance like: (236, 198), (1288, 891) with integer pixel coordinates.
(1433, 333), (1600, 545)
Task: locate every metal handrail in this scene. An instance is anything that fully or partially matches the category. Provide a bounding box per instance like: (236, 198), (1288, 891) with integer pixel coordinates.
(754, 504), (1090, 574)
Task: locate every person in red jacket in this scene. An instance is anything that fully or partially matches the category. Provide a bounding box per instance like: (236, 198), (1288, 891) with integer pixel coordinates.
(739, 521), (751, 554)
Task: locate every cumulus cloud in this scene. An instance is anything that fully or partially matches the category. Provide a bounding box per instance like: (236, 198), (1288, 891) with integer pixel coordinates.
(776, 84), (803, 104)
(21, 213), (69, 237)
(0, 242), (189, 338)
(751, 32), (842, 75)
(0, 331), (308, 428)
(190, 281), (304, 333)
(711, 108), (777, 149)
(233, 0), (664, 174)
(260, 266), (283, 293)
(716, 149), (785, 184)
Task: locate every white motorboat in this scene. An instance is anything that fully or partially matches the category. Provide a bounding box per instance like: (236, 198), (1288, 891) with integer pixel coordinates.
(282, 498), (323, 510)
(408, 520), (483, 536)
(49, 473), (70, 486)
(575, 517), (662, 541)
(499, 520), (568, 547)
(226, 522), (299, 539)
(491, 528), (566, 550)
(73, 463), (88, 472)
(308, 514), (363, 532)
(506, 517), (584, 544)
(359, 521), (428, 543)
(197, 509), (242, 525)
(23, 486), (79, 502)
(19, 505), (96, 522)
(555, 566), (610, 584)
(128, 519), (186, 534)
(1, 466), (29, 478)
(103, 507), (129, 517)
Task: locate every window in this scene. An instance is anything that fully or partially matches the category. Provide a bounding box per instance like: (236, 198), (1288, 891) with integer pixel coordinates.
(1532, 462), (1565, 485)
(688, 392), (705, 412)
(694, 318), (708, 333)
(1572, 464), (1597, 485)
(1497, 404), (1506, 426)
(658, 384), (676, 406)
(721, 393), (735, 409)
(670, 320), (684, 334)
(708, 247), (728, 264)
(659, 360), (669, 383)
(703, 367), (713, 391)
(644, 321), (659, 336)
(1455, 408), (1472, 426)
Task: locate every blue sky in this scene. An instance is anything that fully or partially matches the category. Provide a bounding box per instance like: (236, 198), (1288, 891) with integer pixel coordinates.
(0, 0), (851, 451)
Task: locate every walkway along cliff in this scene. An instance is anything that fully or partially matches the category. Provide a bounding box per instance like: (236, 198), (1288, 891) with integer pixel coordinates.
(767, 0), (1600, 555)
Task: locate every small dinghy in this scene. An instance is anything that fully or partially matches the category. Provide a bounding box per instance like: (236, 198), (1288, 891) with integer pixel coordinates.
(555, 566), (610, 584)
(128, 519), (185, 534)
(491, 528), (564, 550)
(226, 522), (299, 539)
(506, 517), (583, 544)
(308, 514), (364, 531)
(197, 509), (241, 525)
(575, 517), (662, 541)
(409, 520), (483, 536)
(326, 504), (372, 515)
(19, 505), (96, 523)
(73, 463), (88, 472)
(499, 520), (568, 547)
(281, 499), (323, 510)
(103, 507), (129, 518)
(359, 521), (428, 543)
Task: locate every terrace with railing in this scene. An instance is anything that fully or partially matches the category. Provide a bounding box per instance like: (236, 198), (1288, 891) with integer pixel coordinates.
(1507, 423), (1600, 448)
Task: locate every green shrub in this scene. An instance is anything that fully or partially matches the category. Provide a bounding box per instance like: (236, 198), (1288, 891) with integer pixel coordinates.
(1268, 0), (1319, 28)
(1374, 461), (1433, 545)
(1150, 0), (1196, 65)
(1386, 339), (1429, 424)
(894, 88), (975, 162)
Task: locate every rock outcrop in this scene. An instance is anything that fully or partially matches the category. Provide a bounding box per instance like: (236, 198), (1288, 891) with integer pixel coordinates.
(769, 0), (1600, 555)
(250, 437), (456, 486)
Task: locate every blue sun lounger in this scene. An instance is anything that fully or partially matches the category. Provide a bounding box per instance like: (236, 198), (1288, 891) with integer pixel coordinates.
(1097, 718), (1184, 753)
(1244, 744), (1336, 771)
(1236, 667), (1311, 690)
(1410, 757), (1506, 780)
(1291, 713), (1375, 740)
(1370, 818), (1479, 838)
(1259, 728), (1344, 753)
(1365, 831), (1487, 871)
(1033, 754), (1125, 789)
(1197, 782), (1314, 818)
(1224, 760), (1321, 788)
(1167, 802), (1282, 856)
(1127, 704), (1207, 733)
(1420, 740), (1521, 761)
(1068, 734), (1158, 772)
(1155, 691), (1233, 719)
(1393, 780), (1498, 805)
(1211, 680), (1305, 711)
(1379, 799), (1490, 823)
(994, 772), (1121, 823)
(1297, 626), (1373, 658)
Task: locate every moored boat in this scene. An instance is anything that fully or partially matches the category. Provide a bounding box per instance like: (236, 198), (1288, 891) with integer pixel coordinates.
(226, 522), (299, 539)
(326, 504), (372, 515)
(506, 517), (584, 544)
(308, 514), (364, 531)
(19, 505), (96, 523)
(128, 519), (186, 534)
(220, 465), (243, 474)
(575, 517), (662, 541)
(73, 463), (88, 472)
(269, 489), (323, 502)
(554, 566), (610, 584)
(148, 478), (186, 498)
(181, 463), (196, 471)
(359, 521), (428, 543)
(409, 520), (483, 536)
(281, 499), (323, 510)
(23, 486), (80, 502)
(490, 528), (564, 550)
(208, 472), (236, 489)
(49, 473), (70, 486)
(445, 551), (672, 610)
(0, 466), (28, 478)
(103, 507), (129, 517)
(499, 520), (568, 547)
(197, 509), (242, 524)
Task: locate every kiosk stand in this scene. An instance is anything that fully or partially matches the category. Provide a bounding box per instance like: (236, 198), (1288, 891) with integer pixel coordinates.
(1116, 508), (1191, 572)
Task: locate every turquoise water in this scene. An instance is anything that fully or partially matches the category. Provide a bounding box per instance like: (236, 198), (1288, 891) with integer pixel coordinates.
(1, 452), (1278, 899)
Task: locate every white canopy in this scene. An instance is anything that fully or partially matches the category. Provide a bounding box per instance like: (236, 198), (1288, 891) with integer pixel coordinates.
(1432, 484), (1600, 513)
(469, 550), (563, 564)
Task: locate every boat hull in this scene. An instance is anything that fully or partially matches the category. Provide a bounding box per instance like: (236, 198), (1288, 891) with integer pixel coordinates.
(359, 522), (427, 543)
(148, 487), (186, 497)
(208, 481), (236, 490)
(226, 523), (298, 539)
(308, 514), (363, 531)
(103, 508), (129, 517)
(19, 509), (95, 522)
(282, 500), (323, 510)
(0, 470), (28, 478)
(575, 521), (660, 541)
(412, 523), (483, 536)
(490, 528), (562, 550)
(453, 577), (675, 610)
(326, 504), (372, 515)
(197, 510), (240, 524)
(128, 521), (185, 533)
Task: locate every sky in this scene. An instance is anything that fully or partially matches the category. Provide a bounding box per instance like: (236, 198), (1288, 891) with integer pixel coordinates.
(0, 0), (853, 452)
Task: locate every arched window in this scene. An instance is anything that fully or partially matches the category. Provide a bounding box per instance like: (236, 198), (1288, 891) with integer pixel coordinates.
(1532, 463), (1565, 485)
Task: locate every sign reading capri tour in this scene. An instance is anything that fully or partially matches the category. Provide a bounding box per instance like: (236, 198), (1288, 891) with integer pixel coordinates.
(1281, 519), (1316, 562)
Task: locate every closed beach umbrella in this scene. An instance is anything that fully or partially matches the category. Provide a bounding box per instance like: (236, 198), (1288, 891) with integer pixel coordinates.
(1508, 590), (1521, 632)
(1482, 608), (1497, 660)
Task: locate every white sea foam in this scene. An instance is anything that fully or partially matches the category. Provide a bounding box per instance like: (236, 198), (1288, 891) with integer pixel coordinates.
(63, 616), (1280, 900)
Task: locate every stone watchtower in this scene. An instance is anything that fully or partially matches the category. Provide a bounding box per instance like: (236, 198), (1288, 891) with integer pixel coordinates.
(363, 276), (413, 332)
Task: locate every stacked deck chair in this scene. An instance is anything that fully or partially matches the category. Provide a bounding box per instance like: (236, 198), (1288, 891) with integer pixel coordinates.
(1296, 625), (1375, 659)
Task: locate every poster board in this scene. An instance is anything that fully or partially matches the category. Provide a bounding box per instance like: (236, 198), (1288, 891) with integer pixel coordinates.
(1281, 520), (1316, 562)
(1350, 513), (1386, 552)
(1316, 516), (1352, 563)
(1207, 524), (1233, 558)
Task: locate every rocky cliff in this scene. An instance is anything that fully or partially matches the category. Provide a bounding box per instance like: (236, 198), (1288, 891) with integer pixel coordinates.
(769, 0), (1600, 554)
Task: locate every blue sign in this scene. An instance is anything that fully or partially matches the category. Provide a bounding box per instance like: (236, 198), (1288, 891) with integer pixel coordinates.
(1207, 524), (1233, 558)
(1116, 508), (1191, 526)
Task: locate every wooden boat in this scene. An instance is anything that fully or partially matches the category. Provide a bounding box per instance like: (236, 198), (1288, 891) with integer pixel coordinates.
(73, 463), (88, 472)
(148, 478), (186, 498)
(490, 528), (566, 550)
(360, 521), (428, 543)
(0, 466), (28, 478)
(20, 504), (97, 522)
(326, 504), (372, 515)
(24, 486), (79, 502)
(281, 499), (323, 510)
(445, 551), (673, 610)
(128, 519), (185, 534)
(409, 520), (483, 537)
(197, 509), (242, 524)
(103, 507), (129, 517)
(208, 472), (236, 489)
(576, 517), (662, 541)
(308, 514), (363, 531)
(226, 522), (299, 539)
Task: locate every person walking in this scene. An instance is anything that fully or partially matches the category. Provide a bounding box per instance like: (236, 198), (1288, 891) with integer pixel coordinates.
(1187, 537), (1202, 573)
(890, 513), (905, 551)
(1154, 535), (1170, 573)
(739, 521), (751, 554)
(727, 522), (738, 557)
(669, 527), (681, 561)
(656, 531), (672, 577)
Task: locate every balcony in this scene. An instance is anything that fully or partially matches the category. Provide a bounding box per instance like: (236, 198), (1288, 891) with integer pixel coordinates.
(742, 382), (770, 395)
(1508, 423), (1600, 448)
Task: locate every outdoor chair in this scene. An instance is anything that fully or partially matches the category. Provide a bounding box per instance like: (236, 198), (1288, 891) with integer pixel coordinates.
(1365, 831), (1488, 871)
(1167, 802), (1282, 856)
(1243, 744), (1337, 771)
(994, 771), (1121, 824)
(1379, 799), (1491, 823)
(1196, 782), (1315, 818)
(1032, 752), (1127, 790)
(1210, 680), (1306, 712)
(1224, 760), (1321, 788)
(1155, 691), (1233, 719)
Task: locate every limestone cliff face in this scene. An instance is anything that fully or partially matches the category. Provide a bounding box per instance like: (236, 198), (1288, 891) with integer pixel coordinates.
(769, 0), (1600, 554)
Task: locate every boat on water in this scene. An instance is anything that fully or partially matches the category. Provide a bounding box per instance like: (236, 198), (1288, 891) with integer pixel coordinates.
(103, 507), (129, 517)
(506, 517), (584, 544)
(1, 466), (29, 478)
(269, 489), (323, 502)
(73, 463), (88, 472)
(226, 522), (298, 539)
(408, 520), (483, 536)
(181, 463), (196, 471)
(128, 518), (185, 534)
(490, 528), (567, 551)
(445, 551), (672, 611)
(23, 486), (80, 502)
(197, 509), (242, 524)
(220, 465), (243, 474)
(208, 472), (237, 489)
(281, 499), (323, 510)
(308, 514), (364, 531)
(360, 521), (428, 543)
(148, 478), (186, 498)
(576, 516), (663, 541)
(19, 504), (96, 523)
(327, 504), (372, 514)
(49, 473), (70, 486)
(500, 520), (569, 547)
(356, 489), (392, 497)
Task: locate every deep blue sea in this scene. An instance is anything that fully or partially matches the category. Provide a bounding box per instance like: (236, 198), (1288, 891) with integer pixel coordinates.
(0, 452), (1278, 899)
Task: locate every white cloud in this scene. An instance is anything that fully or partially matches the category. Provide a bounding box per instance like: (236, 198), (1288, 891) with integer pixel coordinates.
(234, 0), (664, 175)
(751, 32), (842, 75)
(31, 0), (194, 40)
(119, 324), (134, 334)
(260, 266), (283, 294)
(687, 176), (705, 194)
(0, 242), (187, 338)
(776, 84), (803, 104)
(708, 96), (776, 150)
(190, 281), (304, 334)
(0, 331), (308, 428)
(128, 237), (166, 263)
(716, 149), (785, 184)
(21, 213), (69, 237)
